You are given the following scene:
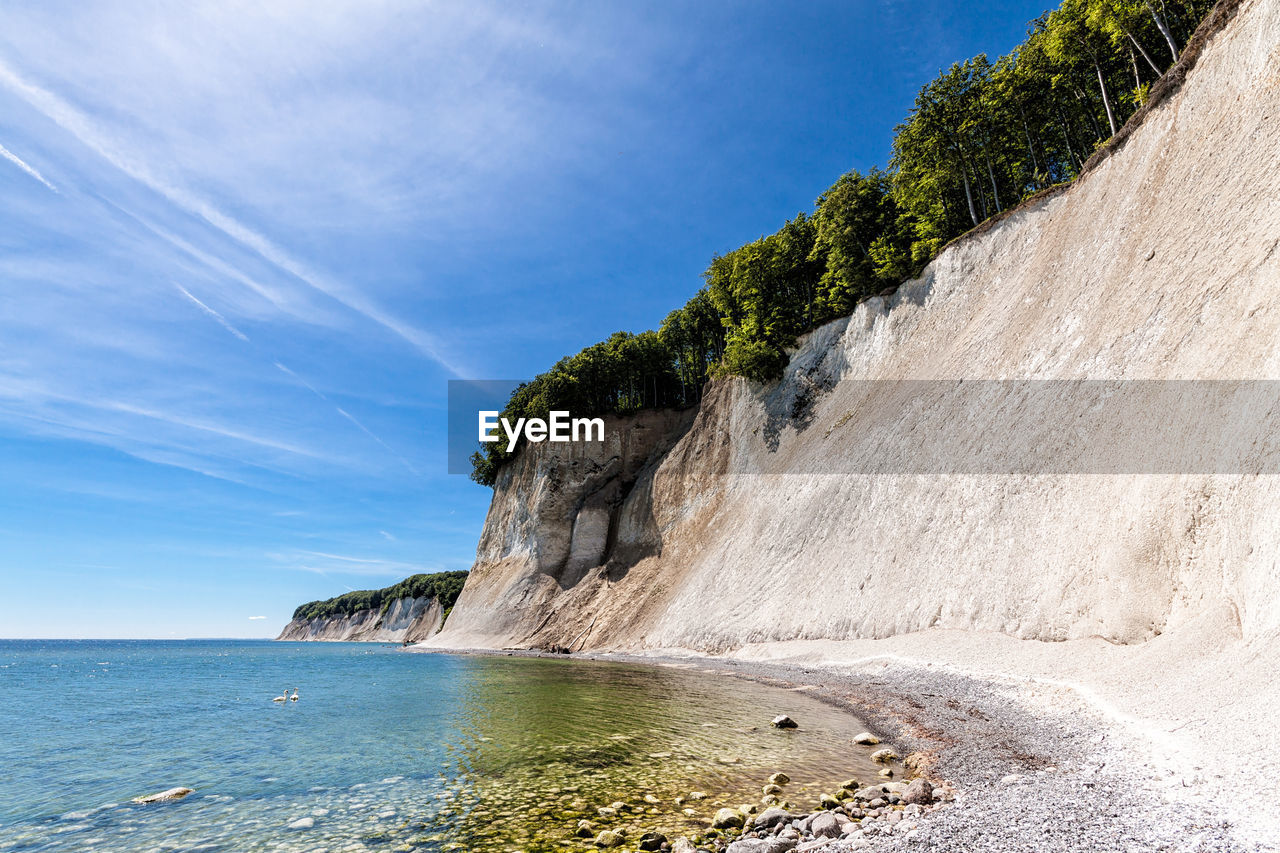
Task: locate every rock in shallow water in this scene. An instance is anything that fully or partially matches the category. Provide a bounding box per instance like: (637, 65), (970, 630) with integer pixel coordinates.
(771, 715), (798, 729)
(131, 787), (193, 804)
(713, 807), (745, 828)
(853, 732), (880, 745)
(753, 806), (793, 829)
(287, 817), (315, 830)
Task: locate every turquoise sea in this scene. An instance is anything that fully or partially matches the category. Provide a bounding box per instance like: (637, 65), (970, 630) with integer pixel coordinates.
(0, 640), (877, 852)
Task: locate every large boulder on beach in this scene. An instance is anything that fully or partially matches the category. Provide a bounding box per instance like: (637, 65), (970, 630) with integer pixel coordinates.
(810, 812), (841, 838)
(902, 778), (934, 805)
(131, 787), (193, 804)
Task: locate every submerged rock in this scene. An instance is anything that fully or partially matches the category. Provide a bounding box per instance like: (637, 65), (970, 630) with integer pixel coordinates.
(287, 817), (315, 830)
(131, 787), (193, 804)
(870, 748), (899, 763)
(637, 831), (666, 851)
(768, 772), (790, 785)
(593, 829), (625, 848)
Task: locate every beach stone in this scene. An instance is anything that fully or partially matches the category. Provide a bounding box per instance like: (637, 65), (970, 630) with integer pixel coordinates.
(769, 772), (790, 785)
(688, 791), (708, 801)
(878, 768), (894, 778)
(819, 794), (840, 810)
(853, 786), (885, 801)
(597, 807), (617, 818)
(853, 732), (880, 745)
(761, 794), (780, 806)
(132, 787), (193, 804)
(671, 838), (697, 853)
(811, 812), (841, 839)
(643, 794), (661, 804)
(726, 838), (798, 853)
(902, 779), (933, 805)
(593, 829), (625, 848)
(870, 749), (899, 763)
(797, 839), (835, 852)
(762, 783), (784, 796)
(287, 817), (315, 830)
(771, 715), (798, 729)
(576, 820), (596, 838)
(713, 807), (745, 829)
(839, 779), (860, 791)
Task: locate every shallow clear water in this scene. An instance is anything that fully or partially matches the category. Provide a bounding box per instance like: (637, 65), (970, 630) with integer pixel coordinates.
(0, 640), (883, 852)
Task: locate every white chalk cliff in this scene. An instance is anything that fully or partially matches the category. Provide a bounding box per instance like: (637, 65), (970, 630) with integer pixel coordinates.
(436, 0), (1280, 655)
(277, 595), (446, 643)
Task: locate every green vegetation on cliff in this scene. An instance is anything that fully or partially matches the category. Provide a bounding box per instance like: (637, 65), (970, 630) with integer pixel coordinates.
(472, 0), (1211, 486)
(291, 571), (469, 622)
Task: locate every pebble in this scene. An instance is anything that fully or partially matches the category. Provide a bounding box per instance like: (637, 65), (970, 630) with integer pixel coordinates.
(286, 817), (315, 830)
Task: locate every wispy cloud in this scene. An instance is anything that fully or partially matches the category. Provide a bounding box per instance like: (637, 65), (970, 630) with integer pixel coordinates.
(0, 141), (57, 192)
(175, 283), (250, 342)
(248, 615), (266, 620)
(0, 57), (464, 376)
(269, 548), (442, 578)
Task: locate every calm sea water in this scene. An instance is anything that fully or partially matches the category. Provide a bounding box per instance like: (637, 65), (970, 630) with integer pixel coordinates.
(0, 640), (879, 852)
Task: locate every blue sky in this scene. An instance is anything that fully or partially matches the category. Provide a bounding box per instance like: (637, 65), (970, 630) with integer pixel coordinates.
(0, 0), (1050, 638)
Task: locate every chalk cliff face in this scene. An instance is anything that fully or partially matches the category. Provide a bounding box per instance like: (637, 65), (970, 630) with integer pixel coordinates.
(277, 596), (446, 643)
(433, 0), (1280, 654)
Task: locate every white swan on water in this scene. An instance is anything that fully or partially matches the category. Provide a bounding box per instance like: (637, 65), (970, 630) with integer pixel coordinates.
(289, 689), (299, 702)
(272, 688), (288, 703)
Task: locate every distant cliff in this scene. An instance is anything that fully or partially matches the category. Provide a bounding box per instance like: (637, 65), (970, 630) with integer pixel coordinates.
(277, 571), (467, 643)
